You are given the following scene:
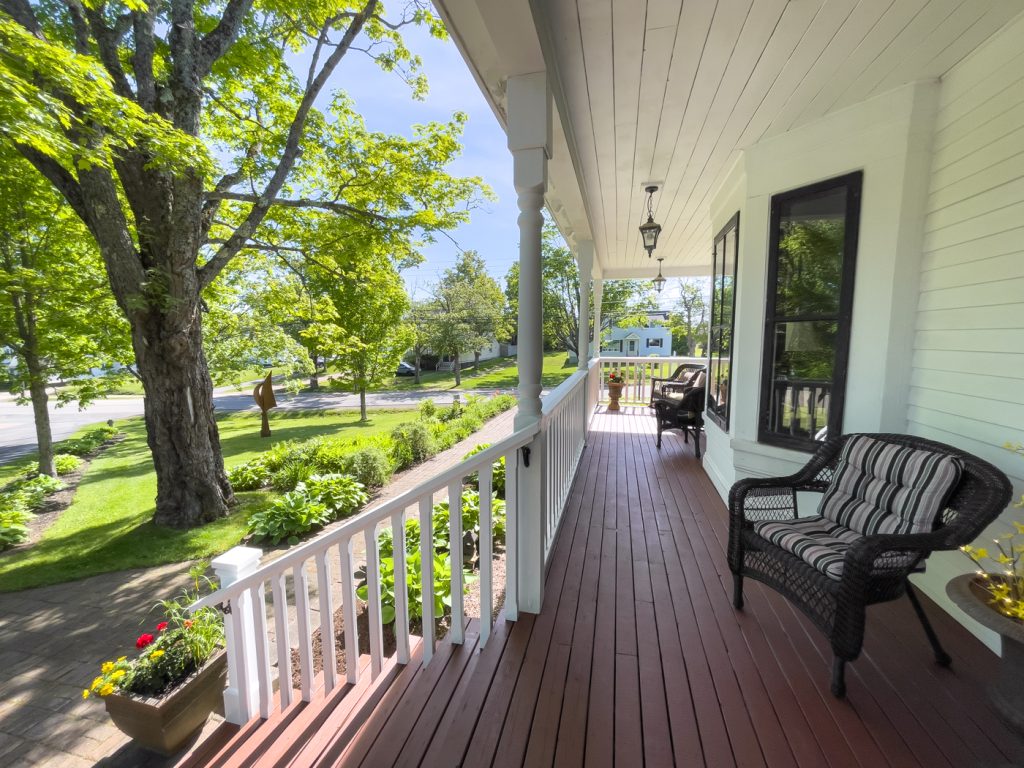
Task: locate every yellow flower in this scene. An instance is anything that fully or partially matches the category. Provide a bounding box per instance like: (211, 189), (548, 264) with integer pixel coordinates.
(91, 676), (104, 691)
(117, 656), (127, 663)
(974, 548), (990, 560)
(81, 689), (90, 700)
(149, 650), (165, 661)
(101, 661), (114, 674)
(109, 669), (126, 681)
(99, 683), (115, 697)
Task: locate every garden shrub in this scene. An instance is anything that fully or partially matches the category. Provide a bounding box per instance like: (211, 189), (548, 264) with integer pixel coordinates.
(246, 490), (332, 545)
(310, 439), (351, 474)
(54, 454), (83, 475)
(390, 422), (436, 470)
(437, 401), (463, 423)
(341, 447), (393, 490)
(227, 460), (271, 491)
(418, 398), (438, 420)
(57, 425), (119, 456)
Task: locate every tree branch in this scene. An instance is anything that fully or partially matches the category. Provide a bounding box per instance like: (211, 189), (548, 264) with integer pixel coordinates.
(0, 0), (41, 35)
(204, 191), (386, 222)
(196, 0), (256, 77)
(132, 8), (158, 110)
(197, 0), (379, 289)
(13, 145), (89, 223)
(82, 4), (135, 98)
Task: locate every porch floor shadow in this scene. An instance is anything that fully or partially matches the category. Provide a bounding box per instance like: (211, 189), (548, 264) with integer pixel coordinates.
(190, 406), (1024, 767)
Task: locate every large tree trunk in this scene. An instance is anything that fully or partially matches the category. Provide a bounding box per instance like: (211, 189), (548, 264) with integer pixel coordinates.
(133, 309), (234, 528)
(309, 350), (320, 389)
(24, 352), (55, 478)
(473, 350), (481, 370)
(453, 352), (461, 386)
(359, 387), (367, 422)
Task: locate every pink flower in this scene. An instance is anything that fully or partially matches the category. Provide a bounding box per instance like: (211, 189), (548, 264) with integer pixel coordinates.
(136, 633), (154, 649)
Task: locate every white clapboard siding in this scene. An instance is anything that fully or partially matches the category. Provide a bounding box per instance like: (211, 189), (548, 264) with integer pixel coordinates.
(909, 11), (1024, 474)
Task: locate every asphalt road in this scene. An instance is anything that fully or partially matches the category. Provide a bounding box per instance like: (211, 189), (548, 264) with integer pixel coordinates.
(0, 385), (482, 466)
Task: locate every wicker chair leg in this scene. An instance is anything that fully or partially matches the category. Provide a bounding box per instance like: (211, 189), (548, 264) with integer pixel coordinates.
(732, 574), (744, 610)
(831, 657), (846, 698)
(906, 581), (953, 667)
(694, 428), (702, 459)
(656, 428), (663, 449)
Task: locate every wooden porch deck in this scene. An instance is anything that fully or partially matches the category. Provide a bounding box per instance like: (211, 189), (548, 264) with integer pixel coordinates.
(186, 407), (1024, 767)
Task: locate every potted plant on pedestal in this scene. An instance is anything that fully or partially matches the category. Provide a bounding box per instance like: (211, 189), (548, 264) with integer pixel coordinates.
(947, 442), (1024, 735)
(84, 564), (226, 755)
(606, 369), (626, 412)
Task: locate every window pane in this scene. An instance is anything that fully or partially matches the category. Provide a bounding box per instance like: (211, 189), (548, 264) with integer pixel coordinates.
(707, 214), (738, 430)
(775, 187), (846, 318)
(759, 173), (860, 450)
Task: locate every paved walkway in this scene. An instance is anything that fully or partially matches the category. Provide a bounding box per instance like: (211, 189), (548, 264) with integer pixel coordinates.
(0, 408), (516, 767)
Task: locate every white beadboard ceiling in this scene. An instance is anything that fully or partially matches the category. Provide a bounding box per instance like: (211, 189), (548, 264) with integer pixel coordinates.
(434, 0), (1023, 278)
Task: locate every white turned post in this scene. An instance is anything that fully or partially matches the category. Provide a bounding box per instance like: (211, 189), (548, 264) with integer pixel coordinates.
(509, 71), (551, 615)
(213, 546), (262, 724)
(591, 278), (603, 359)
(576, 241), (593, 371)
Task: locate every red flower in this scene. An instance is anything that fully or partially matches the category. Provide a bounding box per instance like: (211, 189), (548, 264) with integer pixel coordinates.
(156, 622), (168, 632)
(136, 633), (154, 649)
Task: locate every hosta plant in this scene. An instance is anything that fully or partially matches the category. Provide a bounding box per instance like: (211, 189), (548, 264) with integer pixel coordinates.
(247, 491), (331, 545)
(54, 453), (83, 475)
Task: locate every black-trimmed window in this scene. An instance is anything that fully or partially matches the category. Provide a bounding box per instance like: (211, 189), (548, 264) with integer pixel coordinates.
(647, 338), (662, 348)
(758, 172), (861, 451)
(707, 212), (738, 430)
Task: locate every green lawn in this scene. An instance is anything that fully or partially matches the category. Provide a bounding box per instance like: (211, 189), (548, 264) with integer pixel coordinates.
(370, 351), (576, 392)
(0, 408), (417, 592)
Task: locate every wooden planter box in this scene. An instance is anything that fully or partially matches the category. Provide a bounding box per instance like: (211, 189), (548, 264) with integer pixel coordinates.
(104, 650), (227, 756)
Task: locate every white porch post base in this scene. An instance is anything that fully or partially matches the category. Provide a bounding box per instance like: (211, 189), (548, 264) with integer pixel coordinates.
(212, 546), (262, 724)
(508, 71), (551, 615)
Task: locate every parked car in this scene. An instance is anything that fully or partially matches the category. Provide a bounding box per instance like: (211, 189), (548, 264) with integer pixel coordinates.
(396, 362), (416, 377)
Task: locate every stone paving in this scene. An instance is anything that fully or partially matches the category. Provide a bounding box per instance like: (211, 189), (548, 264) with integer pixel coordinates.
(0, 407), (516, 767)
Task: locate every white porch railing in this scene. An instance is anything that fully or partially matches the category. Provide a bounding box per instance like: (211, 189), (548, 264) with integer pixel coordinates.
(191, 425), (538, 724)
(540, 368), (590, 561)
(595, 355), (706, 404)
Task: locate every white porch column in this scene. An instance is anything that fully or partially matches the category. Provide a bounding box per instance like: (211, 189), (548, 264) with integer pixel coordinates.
(509, 71), (551, 615)
(576, 240), (593, 370)
(591, 277), (603, 358)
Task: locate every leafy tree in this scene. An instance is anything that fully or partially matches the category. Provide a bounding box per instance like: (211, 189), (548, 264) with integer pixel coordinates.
(319, 255), (413, 421)
(0, 149), (132, 477)
(1, 2), (484, 527)
(428, 252), (504, 383)
(405, 300), (434, 384)
(669, 279), (708, 355)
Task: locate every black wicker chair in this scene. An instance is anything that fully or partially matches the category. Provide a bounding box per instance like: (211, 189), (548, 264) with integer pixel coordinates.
(652, 385), (705, 457)
(649, 363), (705, 406)
(728, 433), (1012, 697)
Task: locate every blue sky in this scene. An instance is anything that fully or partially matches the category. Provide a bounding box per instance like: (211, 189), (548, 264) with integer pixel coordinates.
(325, 23), (519, 301)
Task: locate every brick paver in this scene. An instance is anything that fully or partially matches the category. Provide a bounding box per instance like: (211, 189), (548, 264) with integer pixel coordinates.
(0, 406), (516, 766)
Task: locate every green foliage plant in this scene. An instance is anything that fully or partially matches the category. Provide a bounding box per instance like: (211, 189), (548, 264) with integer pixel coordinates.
(341, 447), (394, 490)
(303, 474), (368, 520)
(0, 502), (31, 550)
(53, 454), (83, 475)
(247, 491), (331, 546)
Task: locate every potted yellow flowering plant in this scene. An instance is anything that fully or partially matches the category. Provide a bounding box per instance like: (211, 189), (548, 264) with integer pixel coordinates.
(947, 442), (1024, 735)
(84, 564), (226, 755)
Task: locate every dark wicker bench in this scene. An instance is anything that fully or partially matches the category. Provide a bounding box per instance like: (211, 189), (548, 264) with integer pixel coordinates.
(728, 433), (1012, 697)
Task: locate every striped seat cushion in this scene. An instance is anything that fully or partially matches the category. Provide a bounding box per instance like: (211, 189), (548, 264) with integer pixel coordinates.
(753, 517), (863, 580)
(820, 436), (963, 536)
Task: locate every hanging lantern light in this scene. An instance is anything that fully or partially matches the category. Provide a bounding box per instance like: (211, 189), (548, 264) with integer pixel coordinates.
(653, 258), (666, 293)
(638, 185), (662, 257)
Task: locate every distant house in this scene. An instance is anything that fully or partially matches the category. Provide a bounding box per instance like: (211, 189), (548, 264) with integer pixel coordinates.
(435, 341), (516, 371)
(600, 326), (673, 357)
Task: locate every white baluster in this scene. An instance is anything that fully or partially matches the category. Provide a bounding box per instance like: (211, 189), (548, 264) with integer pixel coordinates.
(249, 584), (273, 719)
(271, 571), (292, 709)
(505, 449), (519, 621)
(338, 537), (359, 685)
(448, 480), (464, 645)
(419, 496), (435, 663)
(364, 525), (384, 678)
(293, 561), (313, 701)
(315, 552), (337, 692)
(391, 511), (411, 665)
(479, 465), (493, 647)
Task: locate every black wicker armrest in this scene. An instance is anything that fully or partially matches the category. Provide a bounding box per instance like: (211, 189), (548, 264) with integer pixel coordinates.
(728, 475), (830, 525)
(839, 530), (949, 606)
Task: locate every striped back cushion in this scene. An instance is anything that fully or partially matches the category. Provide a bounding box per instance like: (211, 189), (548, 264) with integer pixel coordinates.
(820, 436), (963, 536)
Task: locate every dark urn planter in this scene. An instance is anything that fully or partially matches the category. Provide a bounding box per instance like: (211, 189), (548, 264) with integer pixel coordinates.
(104, 650), (227, 756)
(947, 574), (1024, 735)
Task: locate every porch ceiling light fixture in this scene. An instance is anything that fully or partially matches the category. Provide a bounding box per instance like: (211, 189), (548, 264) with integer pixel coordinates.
(653, 258), (666, 293)
(639, 185), (662, 256)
